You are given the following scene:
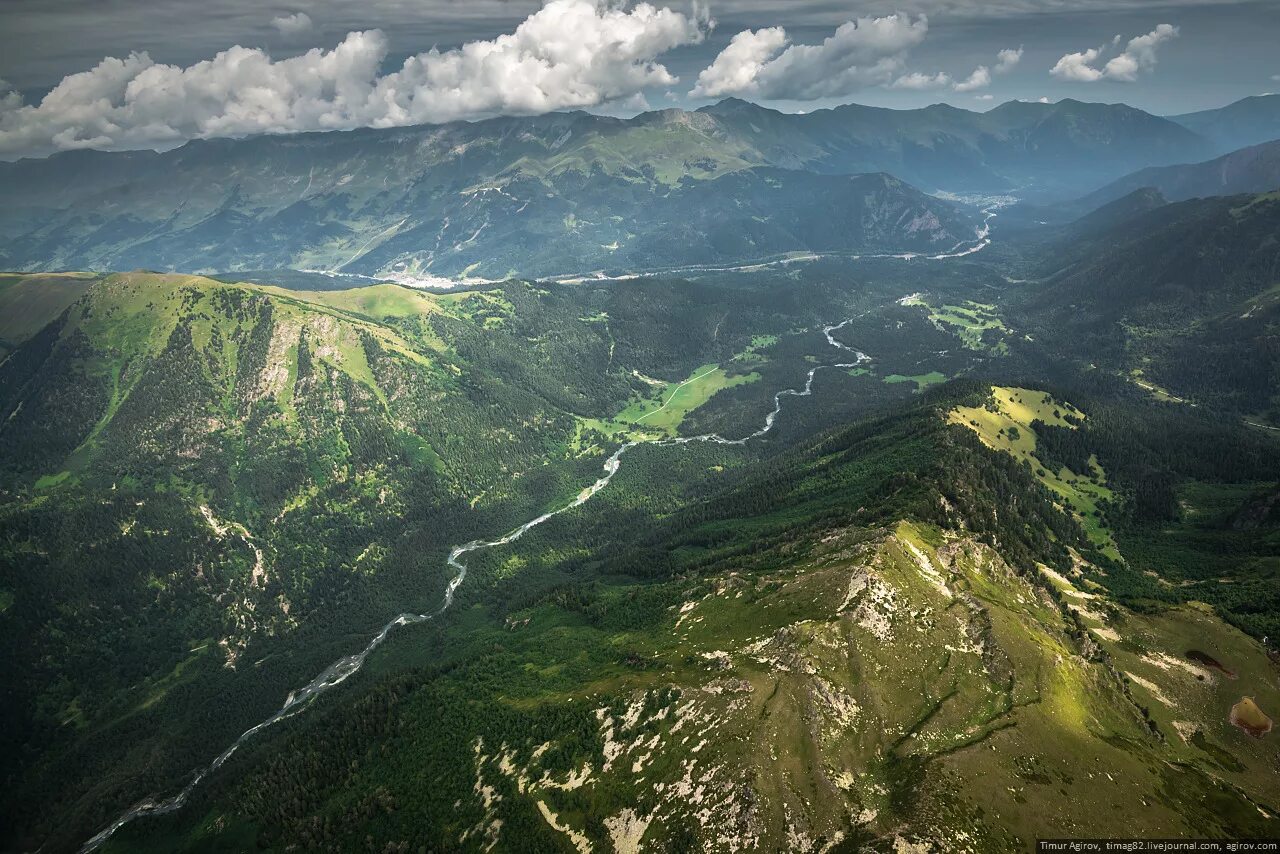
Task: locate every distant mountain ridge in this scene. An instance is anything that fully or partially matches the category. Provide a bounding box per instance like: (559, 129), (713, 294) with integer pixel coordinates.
(1065, 187), (1170, 237)
(1168, 94), (1280, 153)
(701, 96), (1213, 194)
(1078, 139), (1280, 210)
(0, 96), (1234, 279)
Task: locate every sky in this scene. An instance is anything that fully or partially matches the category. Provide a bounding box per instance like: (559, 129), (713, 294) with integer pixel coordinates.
(1, 0), (1278, 158)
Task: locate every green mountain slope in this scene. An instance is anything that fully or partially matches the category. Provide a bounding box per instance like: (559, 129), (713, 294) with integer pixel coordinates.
(82, 384), (1280, 853)
(0, 96), (1219, 278)
(1078, 139), (1280, 210)
(0, 271), (99, 357)
(2, 255), (1278, 852)
(6, 265), (974, 851)
(1169, 94), (1280, 154)
(0, 272), (612, 497)
(0, 111), (974, 279)
(1014, 191), (1280, 421)
(705, 97), (1214, 193)
(1066, 187), (1170, 237)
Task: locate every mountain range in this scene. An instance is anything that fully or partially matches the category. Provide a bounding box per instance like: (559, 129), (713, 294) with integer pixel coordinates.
(1078, 139), (1280, 210)
(3, 90), (1280, 853)
(5, 94), (1279, 281)
(1169, 94), (1280, 153)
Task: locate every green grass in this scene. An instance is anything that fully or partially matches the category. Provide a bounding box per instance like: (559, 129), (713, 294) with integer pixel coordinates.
(884, 371), (946, 391)
(581, 363), (761, 440)
(404, 435), (445, 472)
(730, 334), (779, 367)
(913, 299), (1009, 354)
(1087, 599), (1280, 785)
(949, 387), (1119, 558)
(251, 283), (442, 321)
(435, 291), (514, 329)
(504, 124), (752, 186)
(330, 330), (387, 408)
(0, 272), (98, 351)
(34, 471), (71, 490)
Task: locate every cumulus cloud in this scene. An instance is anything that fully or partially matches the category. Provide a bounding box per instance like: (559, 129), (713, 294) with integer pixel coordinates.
(0, 0), (709, 158)
(692, 27), (789, 98)
(891, 71), (950, 90)
(692, 14), (929, 100)
(1051, 47), (1105, 82)
(272, 12), (314, 37)
(953, 65), (991, 91)
(1050, 24), (1178, 82)
(974, 94), (994, 101)
(891, 46), (1017, 95)
(995, 47), (1023, 72)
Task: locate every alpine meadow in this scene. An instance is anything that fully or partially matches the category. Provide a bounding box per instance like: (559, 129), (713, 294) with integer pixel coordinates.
(2, 1), (1280, 852)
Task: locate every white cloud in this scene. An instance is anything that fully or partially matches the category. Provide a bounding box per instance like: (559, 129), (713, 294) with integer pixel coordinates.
(891, 71), (951, 90)
(894, 46), (1015, 95)
(995, 47), (1023, 73)
(1051, 47), (1105, 82)
(0, 0), (708, 158)
(1050, 24), (1178, 82)
(974, 94), (994, 101)
(953, 65), (991, 92)
(272, 12), (314, 37)
(692, 27), (789, 98)
(1038, 96), (1051, 103)
(692, 14), (928, 100)
(1270, 74), (1280, 82)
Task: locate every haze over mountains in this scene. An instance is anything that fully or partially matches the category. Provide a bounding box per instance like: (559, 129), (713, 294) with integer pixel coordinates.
(1169, 94), (1280, 154)
(1078, 138), (1280, 209)
(3, 94), (1278, 281)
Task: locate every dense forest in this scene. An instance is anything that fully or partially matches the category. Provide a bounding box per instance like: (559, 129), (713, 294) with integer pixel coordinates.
(1, 205), (1278, 851)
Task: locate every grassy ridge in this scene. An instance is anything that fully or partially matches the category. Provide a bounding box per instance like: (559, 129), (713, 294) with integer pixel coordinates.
(5, 255), (1279, 852)
(98, 388), (1280, 852)
(0, 272), (100, 354)
(7, 267), (914, 852)
(950, 386), (1120, 557)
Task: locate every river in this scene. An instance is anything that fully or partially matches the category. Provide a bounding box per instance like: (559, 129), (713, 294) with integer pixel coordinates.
(78, 202), (1000, 853)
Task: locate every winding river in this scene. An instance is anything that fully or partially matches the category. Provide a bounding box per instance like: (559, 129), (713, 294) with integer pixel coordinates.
(79, 204), (999, 854)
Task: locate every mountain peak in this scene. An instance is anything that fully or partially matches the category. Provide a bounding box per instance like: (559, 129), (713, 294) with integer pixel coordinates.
(698, 97), (783, 118)
(706, 96), (754, 110)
